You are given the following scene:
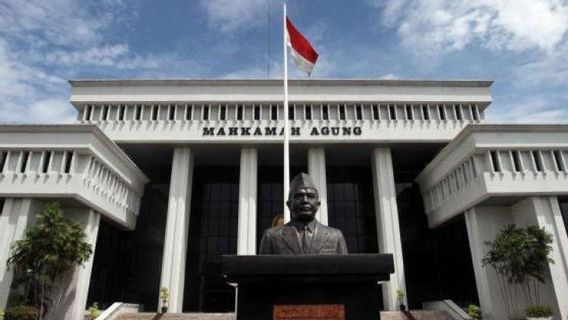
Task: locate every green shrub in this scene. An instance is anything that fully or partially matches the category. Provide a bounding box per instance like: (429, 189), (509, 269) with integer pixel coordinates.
(87, 302), (101, 319)
(4, 305), (39, 320)
(466, 304), (481, 320)
(525, 305), (553, 318)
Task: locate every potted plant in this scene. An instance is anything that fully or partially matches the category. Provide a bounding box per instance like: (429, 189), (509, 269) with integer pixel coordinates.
(160, 287), (169, 313)
(87, 302), (101, 320)
(396, 289), (406, 311)
(525, 305), (553, 320)
(466, 304), (481, 320)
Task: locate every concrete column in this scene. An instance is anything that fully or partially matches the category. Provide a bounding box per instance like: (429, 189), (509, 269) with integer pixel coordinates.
(237, 148), (258, 255)
(308, 148), (328, 226)
(0, 198), (42, 309)
(465, 206), (512, 320)
(370, 148), (406, 310)
(51, 208), (101, 320)
(159, 148), (194, 312)
(512, 197), (568, 320)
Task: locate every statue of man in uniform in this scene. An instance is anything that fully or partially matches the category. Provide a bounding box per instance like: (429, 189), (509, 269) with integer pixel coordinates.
(259, 173), (348, 255)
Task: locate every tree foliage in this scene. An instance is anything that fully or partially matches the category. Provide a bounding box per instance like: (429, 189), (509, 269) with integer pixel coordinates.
(482, 224), (554, 319)
(7, 202), (93, 316)
(482, 224), (553, 284)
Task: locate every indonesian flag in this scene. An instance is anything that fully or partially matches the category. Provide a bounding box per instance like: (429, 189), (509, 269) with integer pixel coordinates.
(286, 16), (319, 75)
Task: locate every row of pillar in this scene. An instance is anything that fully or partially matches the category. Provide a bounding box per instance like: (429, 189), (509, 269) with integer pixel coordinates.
(0, 146), (408, 316)
(158, 147), (407, 312)
(2, 147), (567, 318)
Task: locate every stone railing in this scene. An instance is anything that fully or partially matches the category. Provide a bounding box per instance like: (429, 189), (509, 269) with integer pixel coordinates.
(0, 125), (148, 229)
(416, 124), (568, 227)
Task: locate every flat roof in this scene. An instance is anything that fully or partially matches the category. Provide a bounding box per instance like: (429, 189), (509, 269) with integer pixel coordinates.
(69, 78), (493, 88)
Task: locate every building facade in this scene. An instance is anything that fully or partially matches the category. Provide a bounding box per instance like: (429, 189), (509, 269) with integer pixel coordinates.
(0, 79), (566, 319)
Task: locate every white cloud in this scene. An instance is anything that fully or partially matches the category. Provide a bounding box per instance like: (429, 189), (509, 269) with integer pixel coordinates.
(200, 0), (267, 32)
(514, 41), (568, 87)
(375, 0), (568, 55)
(487, 95), (568, 123)
(0, 0), (183, 123)
(0, 0), (126, 48)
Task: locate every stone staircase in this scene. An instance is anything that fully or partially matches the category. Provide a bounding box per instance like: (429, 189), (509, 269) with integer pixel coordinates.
(117, 314), (235, 320)
(117, 310), (455, 320)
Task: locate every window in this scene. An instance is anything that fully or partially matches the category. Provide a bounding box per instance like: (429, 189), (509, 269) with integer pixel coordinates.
(135, 105), (142, 121)
(42, 151), (51, 173)
(85, 105), (92, 121)
(102, 105), (109, 121)
(20, 151), (29, 173)
(438, 105), (446, 121)
(237, 105), (243, 120)
(490, 151), (501, 173)
(405, 105), (413, 120)
(288, 106), (295, 120)
(422, 105), (430, 120)
(339, 105), (346, 120)
(512, 151), (522, 172)
(0, 152), (7, 173)
(532, 151), (543, 172)
(254, 105), (260, 120)
(151, 105), (158, 121)
(271, 105), (278, 120)
(322, 105), (329, 120)
(305, 105), (312, 120)
(388, 105), (396, 120)
(470, 105), (479, 121)
(553, 151), (564, 171)
(187, 167), (239, 312)
(203, 105), (209, 121)
(63, 151), (73, 174)
(355, 105), (362, 120)
(168, 105), (175, 121)
(220, 105), (226, 121)
(372, 105), (379, 120)
(117, 105), (124, 121)
(455, 105), (462, 120)
(185, 105), (192, 120)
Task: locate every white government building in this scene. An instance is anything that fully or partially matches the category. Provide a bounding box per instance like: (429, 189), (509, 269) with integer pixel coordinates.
(0, 79), (567, 319)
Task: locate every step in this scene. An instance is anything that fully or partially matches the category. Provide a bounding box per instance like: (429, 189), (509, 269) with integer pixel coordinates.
(118, 310), (454, 320)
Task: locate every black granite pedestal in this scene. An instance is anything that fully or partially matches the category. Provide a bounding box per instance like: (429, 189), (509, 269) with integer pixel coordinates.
(223, 254), (394, 320)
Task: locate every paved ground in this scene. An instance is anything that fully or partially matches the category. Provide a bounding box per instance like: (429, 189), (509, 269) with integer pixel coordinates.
(118, 310), (455, 320)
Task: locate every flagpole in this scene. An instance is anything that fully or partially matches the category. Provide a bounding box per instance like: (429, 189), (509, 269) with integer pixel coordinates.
(283, 1), (290, 223)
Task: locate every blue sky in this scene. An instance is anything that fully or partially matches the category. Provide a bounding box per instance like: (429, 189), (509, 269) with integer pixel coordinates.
(0, 0), (567, 123)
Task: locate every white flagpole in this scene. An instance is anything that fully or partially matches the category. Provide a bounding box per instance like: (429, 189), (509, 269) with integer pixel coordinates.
(283, 1), (291, 223)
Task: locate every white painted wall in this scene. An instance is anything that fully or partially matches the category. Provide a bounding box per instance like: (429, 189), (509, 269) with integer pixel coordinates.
(512, 197), (568, 320)
(0, 198), (43, 310)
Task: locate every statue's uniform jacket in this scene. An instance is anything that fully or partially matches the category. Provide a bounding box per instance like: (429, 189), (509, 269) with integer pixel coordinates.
(259, 221), (348, 255)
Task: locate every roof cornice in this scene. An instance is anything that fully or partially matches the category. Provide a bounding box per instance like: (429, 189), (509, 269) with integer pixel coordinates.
(69, 78), (493, 88)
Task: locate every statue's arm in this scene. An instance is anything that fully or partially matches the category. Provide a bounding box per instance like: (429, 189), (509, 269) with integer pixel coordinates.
(337, 232), (348, 254)
(259, 230), (272, 255)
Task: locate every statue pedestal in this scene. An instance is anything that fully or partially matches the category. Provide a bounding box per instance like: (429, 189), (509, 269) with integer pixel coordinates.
(223, 254), (394, 320)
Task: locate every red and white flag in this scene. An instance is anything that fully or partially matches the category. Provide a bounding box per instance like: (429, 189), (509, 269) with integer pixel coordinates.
(286, 16), (319, 75)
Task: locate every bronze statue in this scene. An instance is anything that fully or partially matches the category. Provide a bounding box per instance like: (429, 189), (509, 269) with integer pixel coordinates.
(259, 173), (348, 255)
